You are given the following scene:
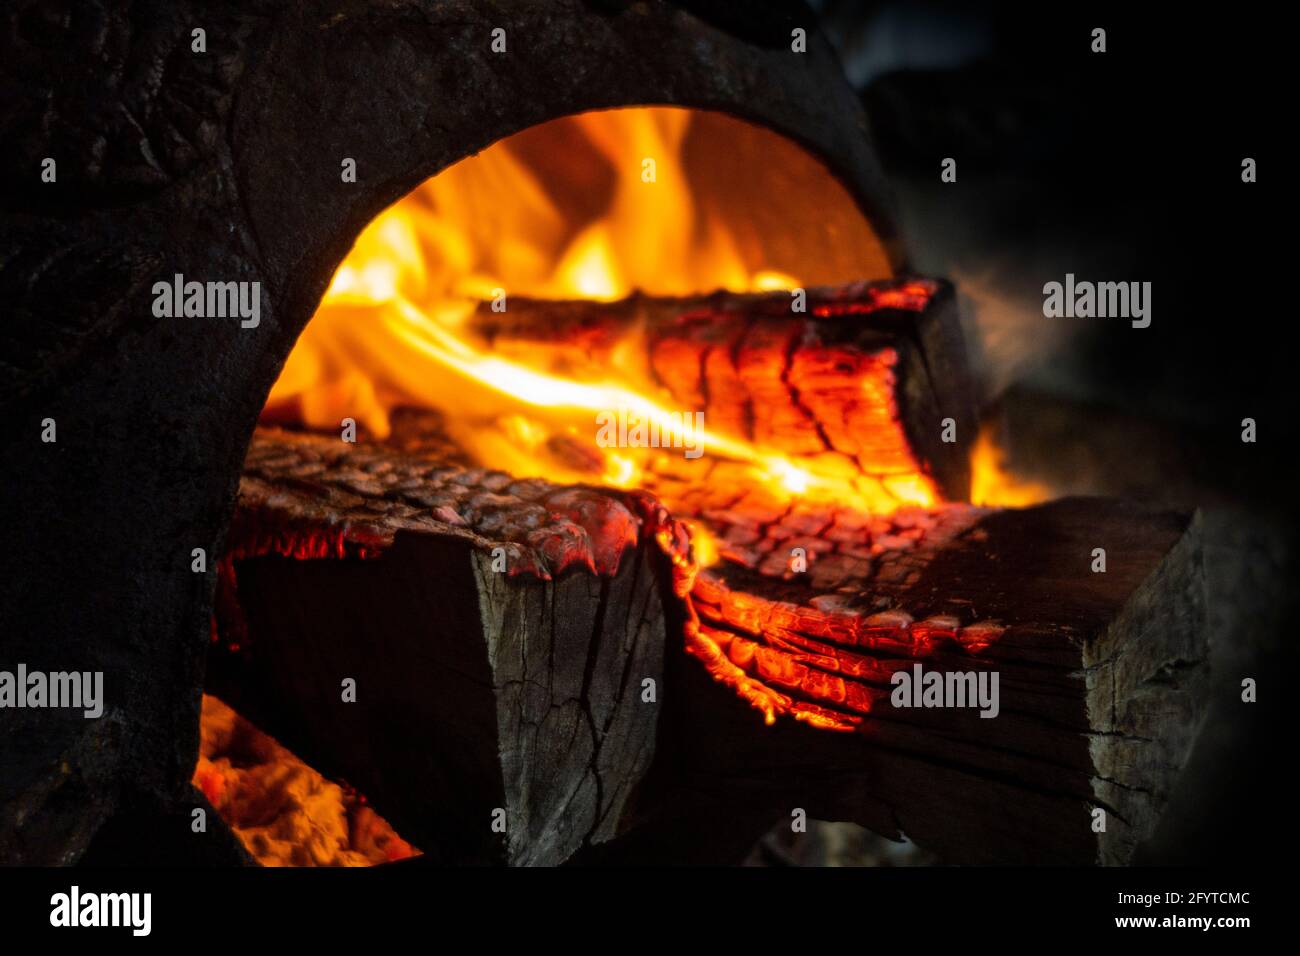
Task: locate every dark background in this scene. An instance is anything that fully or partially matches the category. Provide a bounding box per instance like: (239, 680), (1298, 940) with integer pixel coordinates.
(801, 0), (1291, 869)
(819, 0), (1284, 435)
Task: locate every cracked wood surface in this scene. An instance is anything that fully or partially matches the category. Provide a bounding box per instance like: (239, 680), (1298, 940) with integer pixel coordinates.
(473, 279), (974, 502)
(210, 427), (673, 865)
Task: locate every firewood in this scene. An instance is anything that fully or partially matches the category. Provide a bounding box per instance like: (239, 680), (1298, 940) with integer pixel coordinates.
(218, 426), (1207, 865)
(209, 426), (686, 865)
(603, 497), (1208, 866)
(472, 278), (976, 503)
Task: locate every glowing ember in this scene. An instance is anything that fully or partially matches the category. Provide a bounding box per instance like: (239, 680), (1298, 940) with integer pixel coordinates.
(194, 694), (416, 866)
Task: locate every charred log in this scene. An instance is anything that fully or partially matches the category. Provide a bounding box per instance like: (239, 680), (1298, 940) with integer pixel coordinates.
(473, 278), (975, 503)
(209, 428), (680, 865)
(625, 497), (1209, 865)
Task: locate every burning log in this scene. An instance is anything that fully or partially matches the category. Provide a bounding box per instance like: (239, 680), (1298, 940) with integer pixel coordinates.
(610, 497), (1208, 866)
(472, 278), (976, 506)
(209, 426), (682, 865)
(219, 425), (1206, 865)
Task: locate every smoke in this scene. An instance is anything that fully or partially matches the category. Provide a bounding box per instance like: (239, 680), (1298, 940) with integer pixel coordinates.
(950, 265), (1073, 407)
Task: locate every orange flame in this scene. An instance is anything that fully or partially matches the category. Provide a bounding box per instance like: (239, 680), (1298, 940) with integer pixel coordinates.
(970, 422), (1051, 507)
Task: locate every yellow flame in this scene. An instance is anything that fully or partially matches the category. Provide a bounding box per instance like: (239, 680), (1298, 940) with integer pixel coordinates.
(970, 423), (1051, 507)
(685, 521), (720, 567)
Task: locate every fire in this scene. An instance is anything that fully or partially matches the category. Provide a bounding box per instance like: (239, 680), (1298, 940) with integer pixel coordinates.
(194, 694), (416, 866)
(970, 422), (1051, 507)
(684, 521), (719, 567)
(264, 107), (920, 513)
(202, 104), (1066, 842)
